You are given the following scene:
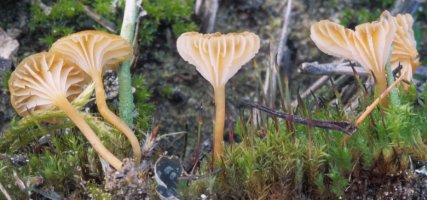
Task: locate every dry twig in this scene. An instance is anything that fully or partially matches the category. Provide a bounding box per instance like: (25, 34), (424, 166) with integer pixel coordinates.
(201, 0), (219, 33)
(240, 101), (356, 135)
(299, 62), (370, 76)
(83, 6), (117, 33)
(291, 75), (329, 107)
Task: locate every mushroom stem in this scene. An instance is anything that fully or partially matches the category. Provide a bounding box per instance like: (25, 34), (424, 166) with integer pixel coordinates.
(55, 96), (123, 170)
(213, 85), (226, 162)
(374, 73), (388, 106)
(93, 76), (142, 164)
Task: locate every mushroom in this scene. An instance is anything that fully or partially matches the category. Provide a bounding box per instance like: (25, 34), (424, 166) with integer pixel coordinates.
(381, 11), (420, 81)
(177, 32), (260, 161)
(9, 52), (123, 170)
(310, 14), (397, 96)
(49, 30), (141, 163)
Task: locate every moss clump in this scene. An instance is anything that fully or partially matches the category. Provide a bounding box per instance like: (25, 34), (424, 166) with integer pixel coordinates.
(181, 83), (427, 199)
(1, 71), (11, 91)
(30, 0), (84, 46)
(139, 0), (197, 46)
(0, 85), (131, 198)
(132, 74), (154, 131)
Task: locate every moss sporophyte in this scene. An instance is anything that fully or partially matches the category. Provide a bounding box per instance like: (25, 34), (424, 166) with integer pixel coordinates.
(177, 32), (260, 162)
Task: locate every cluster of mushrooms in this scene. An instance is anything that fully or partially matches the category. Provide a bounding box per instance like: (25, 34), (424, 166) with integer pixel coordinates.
(8, 10), (419, 169)
(9, 31), (141, 170)
(176, 11), (418, 160)
(310, 11), (419, 97)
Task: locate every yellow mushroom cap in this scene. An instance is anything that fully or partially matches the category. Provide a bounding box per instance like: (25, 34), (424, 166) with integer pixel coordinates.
(352, 13), (396, 76)
(176, 32), (260, 88)
(49, 30), (132, 77)
(310, 20), (357, 60)
(380, 12), (420, 80)
(9, 52), (87, 116)
(310, 13), (397, 91)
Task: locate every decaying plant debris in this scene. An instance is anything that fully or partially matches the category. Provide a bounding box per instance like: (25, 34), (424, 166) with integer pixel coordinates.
(1, 0), (427, 199)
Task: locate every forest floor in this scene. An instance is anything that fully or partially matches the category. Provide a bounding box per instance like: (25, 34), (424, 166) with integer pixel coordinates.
(1, 0), (427, 199)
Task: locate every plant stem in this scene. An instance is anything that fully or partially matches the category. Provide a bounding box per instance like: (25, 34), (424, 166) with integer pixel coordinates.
(119, 0), (138, 125)
(375, 73), (388, 107)
(95, 77), (142, 164)
(56, 96), (123, 170)
(213, 85), (225, 163)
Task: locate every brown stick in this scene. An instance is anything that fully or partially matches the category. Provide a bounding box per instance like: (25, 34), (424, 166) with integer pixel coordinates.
(83, 6), (117, 33)
(239, 101), (356, 135)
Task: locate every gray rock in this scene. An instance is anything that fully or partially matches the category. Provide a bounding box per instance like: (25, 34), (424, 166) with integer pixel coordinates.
(0, 27), (19, 133)
(0, 28), (19, 60)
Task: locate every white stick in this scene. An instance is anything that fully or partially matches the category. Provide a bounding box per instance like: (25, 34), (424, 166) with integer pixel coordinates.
(276, 0), (293, 67)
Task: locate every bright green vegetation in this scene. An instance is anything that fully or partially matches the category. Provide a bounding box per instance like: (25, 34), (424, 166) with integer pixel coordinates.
(1, 71), (11, 91)
(30, 0), (85, 46)
(179, 84), (427, 199)
(2, 0), (426, 199)
(29, 0), (196, 47)
(132, 74), (154, 131)
(0, 87), (143, 198)
(139, 0), (197, 46)
(2, 68), (425, 199)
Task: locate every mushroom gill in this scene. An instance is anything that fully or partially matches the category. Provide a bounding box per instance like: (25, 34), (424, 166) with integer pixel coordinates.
(177, 32), (260, 161)
(50, 30), (142, 164)
(310, 14), (397, 96)
(9, 52), (123, 170)
(381, 11), (420, 81)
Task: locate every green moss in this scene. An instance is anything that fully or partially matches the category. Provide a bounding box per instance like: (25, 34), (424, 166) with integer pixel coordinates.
(86, 182), (111, 199)
(182, 85), (427, 198)
(132, 74), (154, 131)
(139, 0), (197, 45)
(29, 0), (119, 48)
(92, 0), (115, 20)
(50, 0), (84, 20)
(0, 85), (134, 198)
(159, 85), (174, 98)
(40, 25), (75, 46)
(1, 71), (11, 91)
